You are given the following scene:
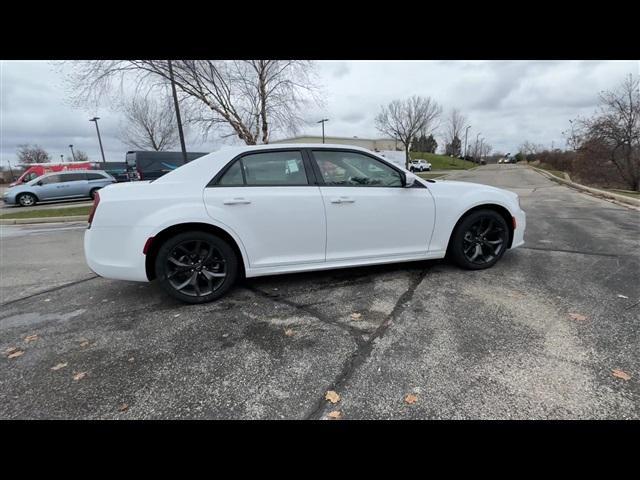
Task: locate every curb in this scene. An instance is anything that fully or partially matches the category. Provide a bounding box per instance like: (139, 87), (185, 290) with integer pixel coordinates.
(530, 167), (640, 208)
(0, 215), (88, 225)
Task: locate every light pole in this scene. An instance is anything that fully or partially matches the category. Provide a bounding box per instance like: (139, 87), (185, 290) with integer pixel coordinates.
(168, 60), (188, 163)
(464, 125), (471, 159)
(317, 118), (329, 143)
(89, 117), (106, 164)
(60, 154), (64, 164)
(475, 132), (481, 163)
(479, 138), (485, 163)
(69, 144), (76, 162)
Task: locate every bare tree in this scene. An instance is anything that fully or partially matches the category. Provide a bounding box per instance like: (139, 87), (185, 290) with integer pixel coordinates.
(119, 93), (179, 151)
(444, 108), (468, 157)
(375, 96), (442, 168)
(66, 150), (89, 163)
(518, 141), (541, 162)
(17, 144), (51, 164)
(578, 74), (640, 190)
(65, 60), (322, 145)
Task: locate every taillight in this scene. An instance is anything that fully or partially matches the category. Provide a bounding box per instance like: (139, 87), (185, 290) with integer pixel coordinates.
(87, 191), (100, 228)
(137, 169), (143, 180)
(512, 216), (517, 230)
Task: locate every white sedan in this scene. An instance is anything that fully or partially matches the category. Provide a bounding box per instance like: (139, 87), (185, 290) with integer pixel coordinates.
(85, 144), (526, 304)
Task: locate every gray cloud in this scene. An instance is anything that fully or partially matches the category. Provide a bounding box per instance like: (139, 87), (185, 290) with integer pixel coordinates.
(1, 60), (638, 166)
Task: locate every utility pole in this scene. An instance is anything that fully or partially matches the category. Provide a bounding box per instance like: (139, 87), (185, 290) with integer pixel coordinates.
(69, 144), (76, 162)
(464, 125), (471, 159)
(317, 118), (329, 143)
(60, 154), (64, 163)
(168, 60), (188, 163)
(89, 117), (106, 164)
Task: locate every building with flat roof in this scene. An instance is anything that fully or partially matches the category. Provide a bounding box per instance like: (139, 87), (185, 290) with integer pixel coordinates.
(271, 136), (399, 151)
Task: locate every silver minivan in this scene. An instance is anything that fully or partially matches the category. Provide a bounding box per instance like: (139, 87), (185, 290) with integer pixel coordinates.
(2, 170), (116, 207)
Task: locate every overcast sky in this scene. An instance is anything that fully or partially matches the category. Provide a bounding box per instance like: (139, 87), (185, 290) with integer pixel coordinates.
(1, 60), (638, 166)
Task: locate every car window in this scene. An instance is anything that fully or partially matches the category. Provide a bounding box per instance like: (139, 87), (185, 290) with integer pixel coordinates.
(61, 173), (87, 182)
(216, 151), (308, 186)
(24, 172), (39, 182)
(39, 174), (63, 185)
(217, 160), (244, 186)
(312, 150), (402, 187)
(242, 151), (307, 186)
(87, 173), (106, 180)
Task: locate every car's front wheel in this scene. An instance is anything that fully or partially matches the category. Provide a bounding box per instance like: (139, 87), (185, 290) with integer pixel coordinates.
(17, 193), (37, 207)
(155, 231), (239, 304)
(449, 209), (509, 270)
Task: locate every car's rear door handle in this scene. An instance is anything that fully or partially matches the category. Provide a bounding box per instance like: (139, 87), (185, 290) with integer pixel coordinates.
(331, 197), (355, 204)
(223, 198), (251, 205)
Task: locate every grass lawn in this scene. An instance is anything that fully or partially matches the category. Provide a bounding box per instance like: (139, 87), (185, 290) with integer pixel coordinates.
(0, 205), (91, 220)
(410, 152), (477, 170)
(535, 164), (567, 179)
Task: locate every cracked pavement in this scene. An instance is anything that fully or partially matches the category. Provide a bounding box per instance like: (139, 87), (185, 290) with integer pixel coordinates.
(1, 165), (639, 419)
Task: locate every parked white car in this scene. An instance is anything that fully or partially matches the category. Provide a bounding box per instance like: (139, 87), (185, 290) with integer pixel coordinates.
(408, 159), (432, 172)
(85, 144), (526, 304)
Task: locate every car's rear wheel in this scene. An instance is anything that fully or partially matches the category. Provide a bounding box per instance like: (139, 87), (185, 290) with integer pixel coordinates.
(17, 193), (37, 207)
(449, 209), (509, 270)
(155, 231), (238, 304)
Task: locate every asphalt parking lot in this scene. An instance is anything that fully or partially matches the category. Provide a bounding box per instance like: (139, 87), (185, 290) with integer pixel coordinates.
(1, 164), (638, 419)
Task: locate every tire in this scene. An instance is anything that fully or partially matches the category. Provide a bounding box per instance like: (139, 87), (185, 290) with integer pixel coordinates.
(410, 167), (415, 172)
(90, 188), (100, 200)
(448, 209), (509, 270)
(17, 193), (37, 207)
(155, 230), (239, 304)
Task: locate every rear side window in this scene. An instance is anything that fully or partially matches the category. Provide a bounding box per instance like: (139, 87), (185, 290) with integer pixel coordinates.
(215, 151), (308, 186)
(61, 173), (87, 182)
(87, 173), (106, 180)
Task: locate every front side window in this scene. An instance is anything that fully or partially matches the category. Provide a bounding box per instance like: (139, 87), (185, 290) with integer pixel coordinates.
(215, 151), (308, 186)
(39, 174), (62, 185)
(313, 150), (403, 187)
(24, 172), (39, 182)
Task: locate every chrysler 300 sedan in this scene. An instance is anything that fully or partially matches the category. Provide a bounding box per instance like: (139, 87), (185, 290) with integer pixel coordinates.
(84, 144), (526, 304)
(3, 170), (116, 206)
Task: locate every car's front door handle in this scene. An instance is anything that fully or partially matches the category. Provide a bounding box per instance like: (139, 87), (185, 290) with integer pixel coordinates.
(331, 197), (355, 204)
(223, 198), (252, 205)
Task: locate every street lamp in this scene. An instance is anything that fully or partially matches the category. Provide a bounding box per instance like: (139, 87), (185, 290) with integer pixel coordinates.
(60, 154), (64, 164)
(464, 125), (471, 159)
(317, 118), (329, 143)
(89, 117), (106, 164)
(69, 144), (76, 162)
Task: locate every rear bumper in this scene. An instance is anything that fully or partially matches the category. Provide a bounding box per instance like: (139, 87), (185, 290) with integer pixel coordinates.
(511, 208), (526, 248)
(84, 226), (150, 282)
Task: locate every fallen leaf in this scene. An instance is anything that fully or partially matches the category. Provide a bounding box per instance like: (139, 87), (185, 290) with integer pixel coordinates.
(616, 294), (629, 299)
(8, 350), (25, 359)
(73, 371), (88, 381)
(325, 390), (341, 404)
(284, 328), (295, 337)
(612, 369), (631, 381)
(4, 346), (18, 355)
(404, 393), (418, 405)
(119, 403), (129, 412)
(350, 312), (362, 321)
(173, 314), (181, 318)
(327, 410), (342, 420)
(128, 357), (135, 362)
(79, 340), (90, 348)
(568, 313), (587, 321)
(51, 362), (68, 371)
(25, 334), (38, 342)
(44, 298), (51, 302)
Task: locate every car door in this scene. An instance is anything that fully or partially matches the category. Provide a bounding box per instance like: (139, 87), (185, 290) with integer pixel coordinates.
(32, 174), (64, 200)
(310, 149), (435, 262)
(59, 172), (89, 197)
(203, 149), (326, 268)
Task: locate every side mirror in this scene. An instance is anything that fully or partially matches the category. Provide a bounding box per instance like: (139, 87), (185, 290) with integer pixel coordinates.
(403, 173), (415, 187)
(36, 181), (43, 186)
